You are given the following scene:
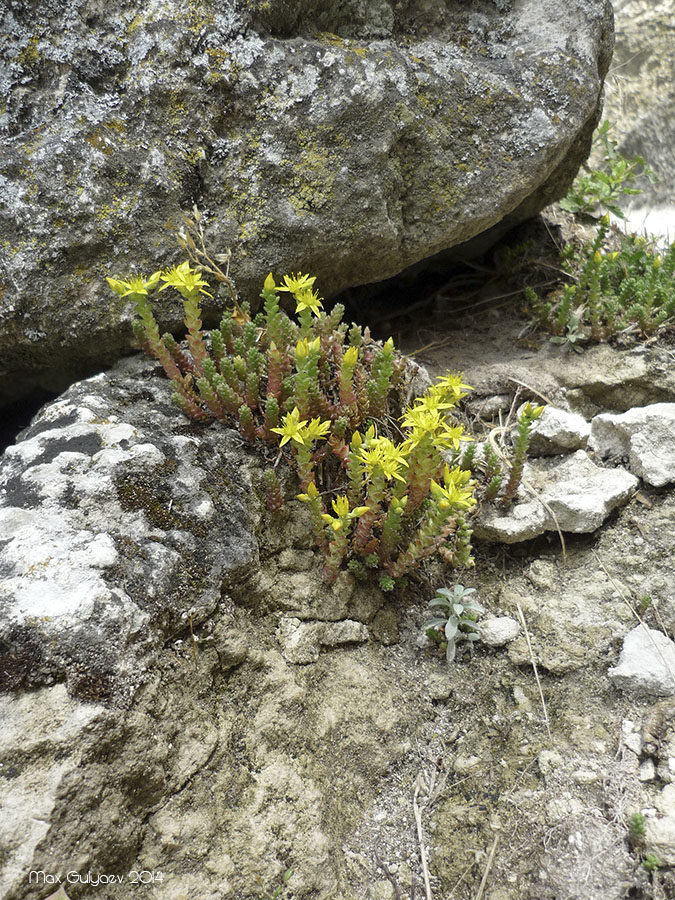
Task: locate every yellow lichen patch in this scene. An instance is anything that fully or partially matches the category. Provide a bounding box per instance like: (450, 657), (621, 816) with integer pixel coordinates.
(318, 32), (346, 47)
(17, 35), (40, 68)
(103, 118), (126, 134)
(126, 13), (144, 34)
(281, 129), (348, 215)
(238, 221), (260, 243)
(85, 131), (114, 156)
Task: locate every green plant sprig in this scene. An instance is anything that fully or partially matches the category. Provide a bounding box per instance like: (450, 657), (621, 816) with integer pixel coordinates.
(423, 584), (485, 663)
(560, 120), (655, 220)
(527, 218), (675, 343)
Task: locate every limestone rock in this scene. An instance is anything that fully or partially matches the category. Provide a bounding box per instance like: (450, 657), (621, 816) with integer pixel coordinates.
(475, 450), (637, 543)
(528, 406), (590, 456)
(608, 626), (675, 696)
(0, 0), (613, 403)
(321, 619), (369, 648)
(277, 617), (322, 664)
(276, 617), (369, 664)
(645, 815), (675, 866)
(589, 403), (675, 487)
(0, 355), (261, 698)
(539, 344), (675, 421)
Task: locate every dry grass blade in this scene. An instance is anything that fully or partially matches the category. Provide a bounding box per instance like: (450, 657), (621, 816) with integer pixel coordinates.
(474, 834), (500, 900)
(413, 776), (433, 900)
(506, 376), (554, 407)
(516, 602), (552, 741)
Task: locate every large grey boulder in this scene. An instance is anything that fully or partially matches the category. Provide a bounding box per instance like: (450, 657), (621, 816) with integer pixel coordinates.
(0, 0), (613, 403)
(0, 355), (262, 699)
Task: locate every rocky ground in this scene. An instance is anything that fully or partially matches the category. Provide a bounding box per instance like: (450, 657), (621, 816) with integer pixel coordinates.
(3, 248), (675, 899)
(344, 266), (675, 900)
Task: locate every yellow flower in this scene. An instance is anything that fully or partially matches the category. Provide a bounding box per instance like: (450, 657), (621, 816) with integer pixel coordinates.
(295, 337), (321, 360)
(432, 371), (472, 402)
(350, 430), (363, 450)
(295, 289), (324, 316)
(435, 424), (467, 451)
(277, 272), (317, 298)
(429, 465), (476, 511)
(304, 417), (331, 443)
(270, 407), (307, 446)
(412, 386), (456, 413)
(400, 406), (444, 447)
(342, 345), (359, 368)
(358, 437), (409, 482)
(106, 271), (161, 298)
(159, 261), (213, 299)
(264, 272), (277, 292)
(321, 495), (369, 531)
(271, 409), (330, 446)
(521, 402), (545, 420)
(297, 482), (320, 502)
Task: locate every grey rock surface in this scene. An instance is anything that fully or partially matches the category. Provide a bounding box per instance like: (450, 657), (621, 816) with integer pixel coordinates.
(276, 617), (369, 663)
(608, 626), (675, 696)
(589, 403), (675, 487)
(545, 345), (675, 417)
(4, 325), (675, 899)
(0, 0), (613, 403)
(475, 450), (637, 543)
(0, 355), (260, 698)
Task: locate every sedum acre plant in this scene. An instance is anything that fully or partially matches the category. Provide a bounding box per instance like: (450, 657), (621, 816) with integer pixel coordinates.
(108, 255), (532, 588)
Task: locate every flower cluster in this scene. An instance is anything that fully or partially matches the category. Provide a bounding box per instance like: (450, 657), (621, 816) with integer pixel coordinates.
(296, 372), (478, 585)
(108, 262), (532, 588)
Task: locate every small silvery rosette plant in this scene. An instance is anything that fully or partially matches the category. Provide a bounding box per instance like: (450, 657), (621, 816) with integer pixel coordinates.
(423, 585), (485, 663)
(107, 247), (534, 589)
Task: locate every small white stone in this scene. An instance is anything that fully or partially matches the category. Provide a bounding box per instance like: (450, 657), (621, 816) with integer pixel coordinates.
(590, 404), (675, 487)
(538, 749), (564, 776)
(453, 755), (481, 775)
(479, 616), (520, 647)
(656, 784), (675, 817)
(320, 620), (369, 647)
(622, 718), (644, 755)
(572, 769), (598, 785)
(513, 686), (532, 711)
(623, 732), (643, 755)
(567, 831), (583, 850)
(276, 617), (321, 664)
(639, 759), (657, 782)
(645, 815), (675, 865)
